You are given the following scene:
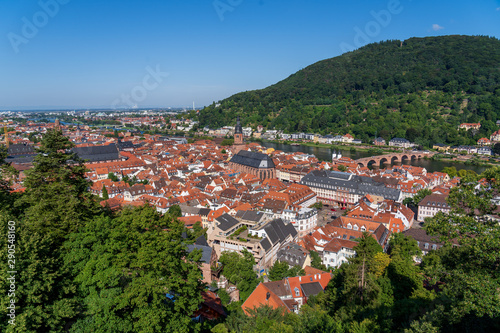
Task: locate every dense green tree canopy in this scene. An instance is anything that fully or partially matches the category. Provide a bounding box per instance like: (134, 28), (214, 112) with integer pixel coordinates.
(268, 261), (305, 281)
(66, 205), (204, 333)
(219, 250), (259, 301)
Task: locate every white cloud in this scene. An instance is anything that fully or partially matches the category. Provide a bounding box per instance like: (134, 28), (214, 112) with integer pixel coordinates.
(432, 24), (444, 31)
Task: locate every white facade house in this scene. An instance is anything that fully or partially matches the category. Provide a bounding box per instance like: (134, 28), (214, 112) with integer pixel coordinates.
(322, 238), (357, 269)
(281, 208), (318, 237)
(389, 138), (412, 148)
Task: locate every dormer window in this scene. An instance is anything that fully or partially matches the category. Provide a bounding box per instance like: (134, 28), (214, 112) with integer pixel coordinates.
(294, 287), (300, 296)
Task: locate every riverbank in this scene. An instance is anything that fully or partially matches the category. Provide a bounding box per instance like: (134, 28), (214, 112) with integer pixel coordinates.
(261, 141), (490, 174)
(429, 154), (500, 168)
(266, 140), (403, 154)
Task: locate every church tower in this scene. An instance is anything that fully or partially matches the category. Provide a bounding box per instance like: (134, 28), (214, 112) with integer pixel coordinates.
(234, 116), (243, 145)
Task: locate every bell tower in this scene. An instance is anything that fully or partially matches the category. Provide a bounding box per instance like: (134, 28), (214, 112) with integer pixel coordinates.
(234, 116), (243, 145)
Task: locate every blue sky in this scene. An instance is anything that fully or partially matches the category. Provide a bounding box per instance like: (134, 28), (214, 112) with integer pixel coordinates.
(0, 0), (499, 110)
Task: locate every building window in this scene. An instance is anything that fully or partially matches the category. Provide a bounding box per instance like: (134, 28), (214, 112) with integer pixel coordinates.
(424, 243), (429, 249)
(295, 287), (300, 296)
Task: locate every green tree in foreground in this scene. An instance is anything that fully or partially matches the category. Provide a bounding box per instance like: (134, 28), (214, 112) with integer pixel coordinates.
(0, 129), (100, 332)
(0, 144), (18, 211)
(108, 172), (119, 182)
(268, 261), (305, 281)
(492, 142), (500, 156)
(268, 261), (289, 281)
(441, 166), (457, 178)
(403, 188), (432, 207)
(221, 139), (234, 146)
(102, 184), (109, 199)
(219, 250), (259, 302)
(310, 250), (328, 271)
(66, 205), (204, 332)
(168, 204), (182, 218)
(422, 166), (500, 331)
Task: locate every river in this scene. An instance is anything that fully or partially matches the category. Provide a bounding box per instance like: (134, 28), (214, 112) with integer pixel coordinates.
(261, 142), (488, 174)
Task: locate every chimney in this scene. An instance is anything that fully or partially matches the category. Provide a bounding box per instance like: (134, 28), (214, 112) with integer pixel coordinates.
(299, 276), (301, 282)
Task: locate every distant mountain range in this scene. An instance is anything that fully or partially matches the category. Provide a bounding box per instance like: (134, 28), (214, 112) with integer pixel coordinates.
(198, 35), (500, 147)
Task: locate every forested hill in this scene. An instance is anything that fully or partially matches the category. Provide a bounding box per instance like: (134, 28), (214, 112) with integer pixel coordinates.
(198, 35), (500, 147)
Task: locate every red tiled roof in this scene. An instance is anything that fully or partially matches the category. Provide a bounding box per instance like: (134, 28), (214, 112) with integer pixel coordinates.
(242, 283), (290, 315)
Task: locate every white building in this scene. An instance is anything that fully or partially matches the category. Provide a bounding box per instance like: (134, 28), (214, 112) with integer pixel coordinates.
(281, 208), (318, 237)
(322, 238), (358, 269)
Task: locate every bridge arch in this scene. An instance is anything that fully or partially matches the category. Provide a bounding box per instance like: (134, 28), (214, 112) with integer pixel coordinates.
(379, 157), (389, 165)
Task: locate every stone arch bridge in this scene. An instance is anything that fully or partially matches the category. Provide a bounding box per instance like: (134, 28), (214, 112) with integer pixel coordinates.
(356, 152), (435, 168)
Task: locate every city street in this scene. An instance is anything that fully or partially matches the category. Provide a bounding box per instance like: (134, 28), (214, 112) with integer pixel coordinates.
(316, 204), (344, 227)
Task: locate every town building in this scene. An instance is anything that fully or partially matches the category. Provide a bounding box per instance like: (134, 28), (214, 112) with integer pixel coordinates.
(388, 138), (412, 148)
(417, 193), (451, 222)
(458, 123), (481, 131)
(72, 143), (123, 163)
(373, 137), (386, 146)
(281, 207), (318, 237)
(323, 238), (358, 268)
(276, 243), (311, 269)
(186, 235), (218, 284)
(478, 147), (492, 155)
(300, 170), (402, 207)
(403, 228), (458, 261)
(477, 137), (491, 146)
(490, 129), (500, 143)
(228, 150), (276, 180)
(242, 271), (332, 314)
(208, 214), (297, 268)
(432, 143), (449, 152)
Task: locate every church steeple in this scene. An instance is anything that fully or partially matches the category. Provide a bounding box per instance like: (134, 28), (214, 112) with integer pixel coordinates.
(234, 116), (243, 146)
(235, 116), (242, 135)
